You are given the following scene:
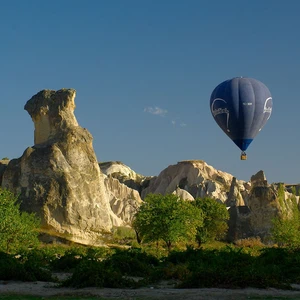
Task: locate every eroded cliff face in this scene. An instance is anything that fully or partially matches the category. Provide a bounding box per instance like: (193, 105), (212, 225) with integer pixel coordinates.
(141, 160), (247, 203)
(104, 176), (143, 224)
(99, 161), (151, 195)
(1, 89), (123, 245)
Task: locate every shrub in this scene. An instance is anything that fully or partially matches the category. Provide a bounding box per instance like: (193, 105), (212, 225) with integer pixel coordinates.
(0, 188), (40, 253)
(0, 251), (54, 282)
(62, 259), (136, 288)
(235, 237), (265, 248)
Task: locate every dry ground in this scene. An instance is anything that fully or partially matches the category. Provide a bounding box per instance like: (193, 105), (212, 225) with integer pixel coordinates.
(2, 280), (300, 299)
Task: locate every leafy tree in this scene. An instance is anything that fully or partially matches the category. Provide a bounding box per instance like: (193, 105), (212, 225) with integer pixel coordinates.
(133, 193), (203, 251)
(271, 184), (300, 247)
(193, 197), (229, 247)
(0, 188), (40, 253)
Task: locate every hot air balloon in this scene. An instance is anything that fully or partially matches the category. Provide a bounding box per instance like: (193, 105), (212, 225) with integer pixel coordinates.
(209, 77), (272, 160)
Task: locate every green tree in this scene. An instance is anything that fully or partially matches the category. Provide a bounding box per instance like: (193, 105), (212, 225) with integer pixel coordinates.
(271, 184), (300, 247)
(133, 193), (203, 251)
(193, 197), (229, 247)
(0, 188), (40, 253)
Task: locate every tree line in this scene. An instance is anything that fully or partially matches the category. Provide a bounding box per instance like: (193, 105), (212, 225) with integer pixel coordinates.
(0, 185), (300, 253)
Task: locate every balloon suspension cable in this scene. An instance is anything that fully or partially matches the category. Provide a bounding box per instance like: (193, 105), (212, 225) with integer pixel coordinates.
(240, 151), (247, 160)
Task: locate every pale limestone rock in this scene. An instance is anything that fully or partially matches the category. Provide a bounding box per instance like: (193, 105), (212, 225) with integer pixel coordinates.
(99, 161), (140, 179)
(24, 89), (79, 145)
(172, 187), (194, 201)
(227, 177), (245, 207)
(104, 175), (143, 224)
(2, 89), (123, 245)
(99, 161), (151, 194)
(142, 160), (245, 203)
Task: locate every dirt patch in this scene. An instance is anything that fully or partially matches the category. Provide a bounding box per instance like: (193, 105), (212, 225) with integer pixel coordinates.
(2, 280), (300, 299)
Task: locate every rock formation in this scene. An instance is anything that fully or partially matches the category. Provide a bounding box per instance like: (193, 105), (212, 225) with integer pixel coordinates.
(251, 170), (268, 187)
(1, 89), (141, 245)
(104, 176), (143, 224)
(0, 159), (9, 186)
(226, 177), (245, 207)
(172, 187), (194, 201)
(138, 160), (300, 243)
(141, 160), (247, 203)
(99, 161), (151, 195)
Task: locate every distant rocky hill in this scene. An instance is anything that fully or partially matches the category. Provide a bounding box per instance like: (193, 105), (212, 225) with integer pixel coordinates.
(97, 160), (300, 242)
(1, 88), (299, 245)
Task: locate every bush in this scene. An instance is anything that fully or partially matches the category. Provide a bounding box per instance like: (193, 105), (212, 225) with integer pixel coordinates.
(0, 251), (54, 282)
(235, 237), (265, 248)
(106, 248), (160, 277)
(0, 188), (40, 253)
(62, 259), (136, 288)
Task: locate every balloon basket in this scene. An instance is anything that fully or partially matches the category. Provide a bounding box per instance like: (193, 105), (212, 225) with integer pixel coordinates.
(240, 152), (247, 160)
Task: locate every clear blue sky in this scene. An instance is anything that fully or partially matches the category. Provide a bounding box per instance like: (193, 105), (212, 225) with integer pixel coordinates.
(0, 0), (299, 184)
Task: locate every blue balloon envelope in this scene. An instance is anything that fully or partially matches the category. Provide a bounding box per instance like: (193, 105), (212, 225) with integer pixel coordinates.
(210, 77), (272, 156)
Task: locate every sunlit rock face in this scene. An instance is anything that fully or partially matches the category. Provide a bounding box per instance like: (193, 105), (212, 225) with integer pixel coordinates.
(99, 161), (152, 195)
(141, 160), (247, 203)
(2, 89), (122, 245)
(172, 187), (195, 201)
(104, 175), (143, 224)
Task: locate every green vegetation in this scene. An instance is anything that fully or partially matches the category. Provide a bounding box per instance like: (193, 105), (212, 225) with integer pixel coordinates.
(2, 245), (300, 290)
(271, 184), (300, 247)
(0, 188), (40, 253)
(132, 194), (202, 251)
(193, 197), (229, 247)
(133, 194), (229, 250)
(2, 189), (300, 292)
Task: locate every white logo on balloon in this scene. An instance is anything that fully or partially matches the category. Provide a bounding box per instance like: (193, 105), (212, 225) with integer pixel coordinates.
(259, 97), (272, 131)
(211, 98), (230, 132)
(263, 97), (272, 119)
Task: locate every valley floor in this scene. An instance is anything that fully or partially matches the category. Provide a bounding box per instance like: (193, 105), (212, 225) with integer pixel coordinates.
(2, 280), (300, 299)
